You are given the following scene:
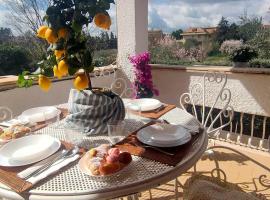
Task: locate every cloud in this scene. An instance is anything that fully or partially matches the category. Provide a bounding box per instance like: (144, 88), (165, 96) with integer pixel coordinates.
(149, 0), (270, 32)
(148, 6), (172, 32)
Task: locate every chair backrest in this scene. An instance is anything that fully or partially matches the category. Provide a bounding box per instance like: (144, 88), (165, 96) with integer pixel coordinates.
(180, 72), (269, 152)
(0, 106), (13, 123)
(110, 78), (136, 98)
(180, 72), (234, 135)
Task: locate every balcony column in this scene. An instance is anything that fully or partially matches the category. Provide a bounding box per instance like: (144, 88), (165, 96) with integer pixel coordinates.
(116, 0), (148, 81)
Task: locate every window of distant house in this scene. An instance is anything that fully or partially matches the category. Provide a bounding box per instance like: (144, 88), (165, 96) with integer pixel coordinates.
(148, 0), (270, 68)
(0, 1), (117, 76)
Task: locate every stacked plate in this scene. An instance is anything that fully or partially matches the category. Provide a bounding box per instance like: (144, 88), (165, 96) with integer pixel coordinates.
(137, 124), (191, 147)
(18, 106), (61, 123)
(125, 98), (162, 112)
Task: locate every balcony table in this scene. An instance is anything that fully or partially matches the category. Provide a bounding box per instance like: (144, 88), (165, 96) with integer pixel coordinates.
(0, 106), (208, 200)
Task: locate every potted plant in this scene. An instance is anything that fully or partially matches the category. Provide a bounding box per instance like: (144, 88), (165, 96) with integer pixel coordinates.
(17, 0), (125, 134)
(229, 45), (258, 67)
(129, 52), (159, 98)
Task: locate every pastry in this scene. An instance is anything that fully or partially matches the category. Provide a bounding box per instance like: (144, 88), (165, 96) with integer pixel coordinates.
(106, 154), (119, 163)
(0, 125), (30, 140)
(85, 145), (132, 176)
(88, 157), (103, 175)
(99, 162), (120, 175)
(88, 148), (97, 158)
(106, 148), (120, 163)
(119, 152), (132, 165)
(95, 144), (110, 158)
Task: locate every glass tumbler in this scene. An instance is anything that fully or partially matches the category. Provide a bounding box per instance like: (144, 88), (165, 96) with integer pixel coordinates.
(107, 120), (126, 145)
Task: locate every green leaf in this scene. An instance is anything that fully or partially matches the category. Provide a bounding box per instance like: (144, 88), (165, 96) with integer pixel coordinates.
(68, 66), (78, 75)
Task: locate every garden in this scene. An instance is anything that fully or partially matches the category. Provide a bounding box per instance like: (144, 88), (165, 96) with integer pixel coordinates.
(150, 15), (270, 68)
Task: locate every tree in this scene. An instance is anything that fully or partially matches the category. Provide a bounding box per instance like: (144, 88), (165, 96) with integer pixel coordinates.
(227, 23), (240, 40)
(216, 17), (230, 44)
(171, 29), (183, 40)
(0, 27), (13, 44)
(248, 28), (270, 59)
(3, 0), (49, 34)
(0, 45), (32, 75)
(238, 15), (262, 42)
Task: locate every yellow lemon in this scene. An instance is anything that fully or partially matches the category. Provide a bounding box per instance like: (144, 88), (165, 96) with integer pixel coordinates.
(37, 25), (48, 39)
(45, 28), (58, 44)
(54, 50), (65, 59)
(53, 65), (63, 79)
(73, 73), (89, 90)
(94, 13), (111, 30)
(58, 28), (68, 39)
(38, 75), (51, 91)
(58, 60), (69, 76)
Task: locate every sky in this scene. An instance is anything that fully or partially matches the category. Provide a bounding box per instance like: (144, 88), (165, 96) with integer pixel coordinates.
(149, 0), (270, 32)
(0, 0), (269, 34)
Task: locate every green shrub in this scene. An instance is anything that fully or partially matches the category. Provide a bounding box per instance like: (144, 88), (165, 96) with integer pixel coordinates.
(230, 45), (258, 62)
(93, 49), (117, 67)
(249, 58), (270, 68)
(0, 45), (32, 76)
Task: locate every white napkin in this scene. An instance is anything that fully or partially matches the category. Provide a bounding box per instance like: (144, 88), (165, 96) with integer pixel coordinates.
(18, 154), (79, 184)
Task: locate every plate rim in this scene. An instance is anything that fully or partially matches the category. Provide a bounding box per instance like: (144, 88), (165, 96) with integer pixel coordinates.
(137, 124), (191, 144)
(127, 98), (162, 112)
(0, 135), (61, 167)
(137, 133), (192, 147)
(19, 106), (60, 123)
(137, 125), (192, 147)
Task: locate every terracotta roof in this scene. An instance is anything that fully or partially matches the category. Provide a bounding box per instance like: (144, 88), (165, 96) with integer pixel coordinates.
(181, 27), (217, 35)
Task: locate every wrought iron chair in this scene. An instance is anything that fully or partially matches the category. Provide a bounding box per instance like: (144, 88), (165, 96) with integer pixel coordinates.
(177, 72), (270, 199)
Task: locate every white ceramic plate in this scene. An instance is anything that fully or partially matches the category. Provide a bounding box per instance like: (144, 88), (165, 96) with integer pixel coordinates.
(18, 106), (61, 123)
(127, 98), (162, 112)
(78, 153), (131, 179)
(0, 135), (61, 167)
(137, 124), (192, 147)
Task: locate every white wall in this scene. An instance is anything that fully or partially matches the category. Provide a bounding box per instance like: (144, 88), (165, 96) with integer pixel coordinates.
(0, 74), (114, 116)
(151, 67), (270, 117)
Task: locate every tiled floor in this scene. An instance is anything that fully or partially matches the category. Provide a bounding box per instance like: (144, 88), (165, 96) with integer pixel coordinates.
(138, 142), (270, 200)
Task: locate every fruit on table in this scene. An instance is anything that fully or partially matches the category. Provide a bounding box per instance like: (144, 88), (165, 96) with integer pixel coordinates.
(94, 13), (111, 30)
(58, 60), (69, 76)
(73, 74), (89, 90)
(45, 28), (58, 44)
(37, 26), (48, 39)
(38, 75), (51, 91)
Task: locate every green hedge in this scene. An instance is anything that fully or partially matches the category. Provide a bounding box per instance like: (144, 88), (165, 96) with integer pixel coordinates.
(0, 45), (32, 76)
(249, 58), (270, 68)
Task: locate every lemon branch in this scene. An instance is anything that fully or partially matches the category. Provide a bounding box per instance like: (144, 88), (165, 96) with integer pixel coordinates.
(17, 0), (114, 92)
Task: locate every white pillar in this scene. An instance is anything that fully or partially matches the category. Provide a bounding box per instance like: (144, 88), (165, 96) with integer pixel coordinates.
(116, 0), (148, 81)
